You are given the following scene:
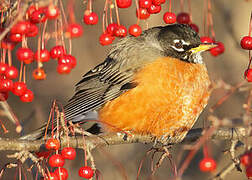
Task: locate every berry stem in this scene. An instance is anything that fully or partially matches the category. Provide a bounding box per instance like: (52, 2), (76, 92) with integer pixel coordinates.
(203, 0), (207, 36)
(42, 20), (48, 50)
(180, 0), (184, 12)
(44, 101), (56, 140)
(188, 0), (192, 23)
(203, 143), (209, 158)
(0, 119), (8, 134)
(7, 49), (12, 66)
(102, 0), (109, 33)
(59, 0), (68, 25)
(82, 133), (88, 167)
(207, 0), (215, 40)
(89, 0), (93, 13)
(105, 1), (108, 28)
(19, 62), (23, 82)
(109, 2), (113, 23)
(248, 50), (252, 70)
(134, 0), (140, 25)
(169, 0), (172, 13)
(23, 65), (26, 84)
(68, 0), (76, 23)
(114, 0), (121, 26)
(249, 11), (252, 37)
(56, 105), (60, 155)
(2, 49), (6, 64)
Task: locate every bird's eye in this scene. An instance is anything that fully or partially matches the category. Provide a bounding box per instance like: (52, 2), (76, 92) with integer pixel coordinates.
(171, 39), (185, 52)
(174, 41), (183, 49)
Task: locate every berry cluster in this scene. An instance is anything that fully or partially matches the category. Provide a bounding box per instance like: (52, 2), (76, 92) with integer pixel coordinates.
(0, 2), (82, 102)
(43, 138), (76, 180)
(240, 151), (252, 179)
(0, 62), (34, 102)
(38, 138), (94, 179)
(241, 13), (252, 82)
(92, 0), (199, 46)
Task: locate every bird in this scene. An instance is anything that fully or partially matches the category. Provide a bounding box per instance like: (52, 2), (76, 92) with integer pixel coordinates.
(20, 24), (214, 144)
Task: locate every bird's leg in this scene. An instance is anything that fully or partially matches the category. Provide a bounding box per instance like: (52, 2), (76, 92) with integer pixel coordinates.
(150, 146), (176, 177)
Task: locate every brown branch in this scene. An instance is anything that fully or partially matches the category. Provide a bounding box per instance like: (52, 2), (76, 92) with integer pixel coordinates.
(0, 127), (247, 152)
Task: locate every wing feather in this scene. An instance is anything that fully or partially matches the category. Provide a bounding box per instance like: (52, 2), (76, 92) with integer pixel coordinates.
(63, 57), (136, 122)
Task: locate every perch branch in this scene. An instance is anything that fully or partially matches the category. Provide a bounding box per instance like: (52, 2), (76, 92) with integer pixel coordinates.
(0, 127), (247, 152)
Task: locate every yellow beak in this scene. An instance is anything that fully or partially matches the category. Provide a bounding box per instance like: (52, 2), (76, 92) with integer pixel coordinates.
(189, 44), (217, 54)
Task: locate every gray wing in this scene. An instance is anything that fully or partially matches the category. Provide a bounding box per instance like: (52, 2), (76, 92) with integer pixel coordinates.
(63, 57), (137, 121)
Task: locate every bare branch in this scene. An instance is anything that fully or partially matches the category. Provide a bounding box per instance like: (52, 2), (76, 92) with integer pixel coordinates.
(0, 127), (247, 152)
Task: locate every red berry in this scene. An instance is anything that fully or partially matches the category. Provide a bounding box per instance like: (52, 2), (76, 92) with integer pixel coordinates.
(163, 12), (176, 24)
(246, 165), (252, 178)
(45, 138), (60, 150)
(27, 5), (36, 17)
(136, 8), (150, 20)
(30, 8), (47, 23)
(16, 47), (34, 64)
(245, 69), (252, 82)
(200, 36), (213, 44)
(11, 21), (29, 35)
(83, 12), (99, 25)
(190, 23), (199, 33)
(5, 66), (18, 79)
(129, 24), (142, 37)
(0, 79), (13, 92)
(50, 46), (65, 59)
(49, 154), (65, 167)
(147, 4), (161, 14)
(115, 25), (127, 37)
(79, 166), (94, 178)
(9, 33), (23, 42)
(0, 63), (8, 74)
(152, 0), (165, 5)
(45, 172), (59, 180)
(12, 82), (27, 96)
(139, 0), (152, 9)
(66, 23), (83, 38)
(54, 168), (68, 180)
(58, 54), (77, 68)
(35, 49), (50, 62)
(46, 5), (60, 19)
(99, 33), (114, 46)
(26, 23), (39, 37)
(106, 23), (118, 36)
(116, 0), (132, 8)
(199, 157), (217, 172)
(210, 42), (225, 56)
(0, 92), (8, 101)
(33, 68), (46, 80)
(241, 36), (252, 50)
(176, 12), (190, 24)
(20, 89), (34, 102)
(61, 147), (76, 160)
(1, 39), (16, 50)
(57, 64), (72, 74)
(240, 151), (252, 166)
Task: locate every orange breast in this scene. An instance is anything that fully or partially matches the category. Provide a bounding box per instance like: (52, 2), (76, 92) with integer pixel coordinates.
(99, 57), (211, 140)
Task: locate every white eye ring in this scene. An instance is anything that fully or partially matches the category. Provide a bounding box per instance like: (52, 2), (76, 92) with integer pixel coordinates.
(171, 39), (190, 52)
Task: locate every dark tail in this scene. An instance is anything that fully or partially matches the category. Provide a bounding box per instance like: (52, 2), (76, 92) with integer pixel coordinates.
(19, 123), (101, 140)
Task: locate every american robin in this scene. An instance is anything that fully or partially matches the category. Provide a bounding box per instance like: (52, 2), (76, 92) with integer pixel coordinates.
(21, 24), (214, 144)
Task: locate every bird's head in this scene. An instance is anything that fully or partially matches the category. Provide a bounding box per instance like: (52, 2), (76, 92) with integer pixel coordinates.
(157, 24), (216, 63)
